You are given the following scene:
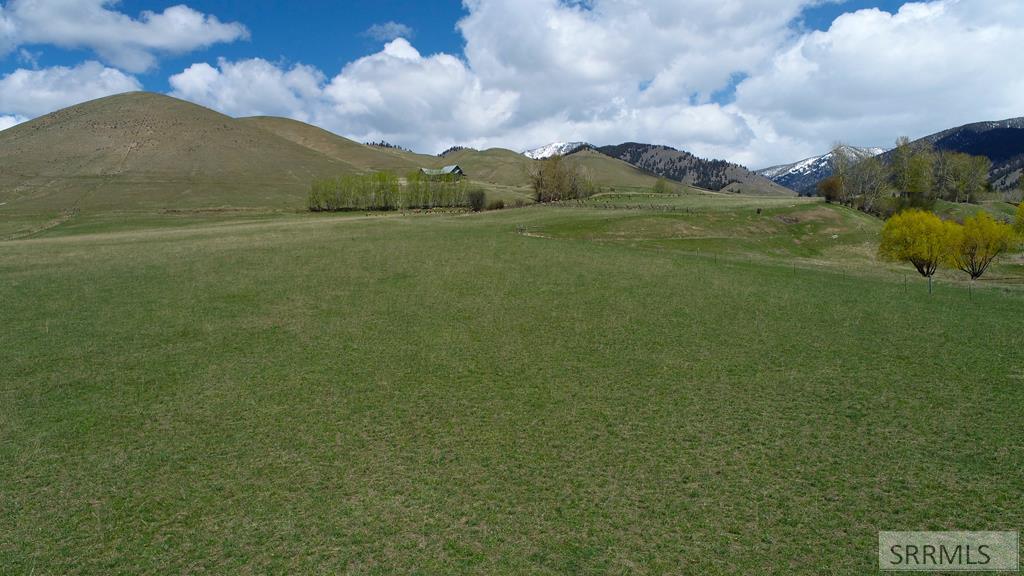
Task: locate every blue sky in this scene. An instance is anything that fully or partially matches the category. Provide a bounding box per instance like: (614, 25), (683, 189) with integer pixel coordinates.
(12, 0), (904, 93)
(0, 1), (1019, 167)
(10, 1), (471, 90)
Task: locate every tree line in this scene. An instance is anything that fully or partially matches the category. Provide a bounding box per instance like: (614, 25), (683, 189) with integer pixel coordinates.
(818, 138), (994, 215)
(308, 171), (471, 212)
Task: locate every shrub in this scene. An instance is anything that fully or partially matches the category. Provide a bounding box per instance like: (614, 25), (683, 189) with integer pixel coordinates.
(487, 199), (505, 211)
(468, 189), (486, 212)
(879, 209), (960, 278)
(817, 176), (841, 204)
(953, 212), (1014, 279)
(530, 156), (596, 202)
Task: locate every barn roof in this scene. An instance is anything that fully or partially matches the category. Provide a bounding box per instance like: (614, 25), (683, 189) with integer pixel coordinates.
(420, 165), (464, 176)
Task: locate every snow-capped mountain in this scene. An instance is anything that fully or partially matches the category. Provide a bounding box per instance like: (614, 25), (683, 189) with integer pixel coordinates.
(522, 142), (591, 159)
(757, 145), (885, 195)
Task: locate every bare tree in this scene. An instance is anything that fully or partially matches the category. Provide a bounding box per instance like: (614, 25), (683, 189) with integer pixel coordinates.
(829, 142), (852, 203)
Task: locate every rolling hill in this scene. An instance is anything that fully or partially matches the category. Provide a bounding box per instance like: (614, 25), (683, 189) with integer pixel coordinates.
(240, 116), (437, 175)
(416, 146), (665, 190)
(0, 91), (787, 217)
(595, 143), (793, 196)
(427, 147), (534, 187)
(0, 92), (361, 212)
(563, 149), (669, 189)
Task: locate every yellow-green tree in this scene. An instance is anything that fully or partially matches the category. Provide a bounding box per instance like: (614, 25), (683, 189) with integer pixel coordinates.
(952, 212), (1014, 279)
(1016, 201), (1024, 235)
(879, 209), (960, 279)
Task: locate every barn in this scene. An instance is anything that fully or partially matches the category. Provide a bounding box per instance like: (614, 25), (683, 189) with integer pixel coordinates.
(419, 165), (466, 178)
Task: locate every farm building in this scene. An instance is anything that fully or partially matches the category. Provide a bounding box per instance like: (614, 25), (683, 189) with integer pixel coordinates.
(420, 165), (465, 178)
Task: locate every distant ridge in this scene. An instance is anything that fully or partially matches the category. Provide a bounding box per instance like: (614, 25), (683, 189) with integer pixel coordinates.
(757, 145), (885, 196)
(596, 142), (793, 196)
(903, 117), (1024, 191)
(523, 142), (592, 159)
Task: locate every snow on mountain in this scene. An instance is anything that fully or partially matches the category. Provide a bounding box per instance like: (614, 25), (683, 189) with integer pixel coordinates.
(757, 145), (885, 195)
(522, 142), (591, 159)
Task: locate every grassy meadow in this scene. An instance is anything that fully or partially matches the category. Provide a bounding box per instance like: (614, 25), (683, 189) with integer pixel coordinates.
(2, 199), (1023, 574)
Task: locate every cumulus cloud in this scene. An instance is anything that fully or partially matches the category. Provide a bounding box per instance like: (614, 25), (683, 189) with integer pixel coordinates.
(170, 58), (325, 121)
(170, 39), (520, 152)
(0, 61), (141, 117)
(0, 0), (249, 72)
(162, 0), (1024, 166)
(167, 0), (816, 161)
(0, 113), (24, 130)
(11, 0), (1022, 168)
(363, 21), (414, 42)
(735, 0), (1024, 160)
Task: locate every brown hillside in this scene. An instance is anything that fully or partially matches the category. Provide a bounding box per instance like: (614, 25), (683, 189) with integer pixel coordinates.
(0, 92), (358, 212)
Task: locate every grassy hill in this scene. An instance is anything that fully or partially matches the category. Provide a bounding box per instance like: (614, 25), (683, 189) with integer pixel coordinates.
(564, 149), (669, 190)
(0, 91), (731, 223)
(430, 147), (534, 187)
(0, 92), (362, 213)
(932, 199), (1018, 222)
(240, 116), (438, 175)
(423, 147), (685, 192)
(237, 117), (666, 191)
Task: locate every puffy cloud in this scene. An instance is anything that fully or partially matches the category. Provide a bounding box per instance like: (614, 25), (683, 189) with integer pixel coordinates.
(0, 61), (141, 117)
(170, 39), (520, 152)
(459, 0), (812, 116)
(167, 0), (818, 160)
(163, 0), (1024, 166)
(363, 21), (414, 42)
(16, 0), (1023, 168)
(0, 114), (24, 130)
(735, 0), (1024, 160)
(0, 0), (248, 72)
(170, 58), (325, 122)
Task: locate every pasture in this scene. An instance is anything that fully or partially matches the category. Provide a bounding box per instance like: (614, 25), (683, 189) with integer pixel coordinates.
(2, 202), (1022, 574)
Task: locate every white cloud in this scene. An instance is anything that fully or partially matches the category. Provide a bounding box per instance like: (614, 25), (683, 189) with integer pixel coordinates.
(0, 61), (141, 117)
(0, 0), (248, 72)
(170, 39), (520, 152)
(167, 0), (816, 160)
(363, 21), (414, 42)
(163, 0), (1024, 167)
(170, 58), (325, 122)
(10, 0), (1024, 169)
(0, 113), (24, 130)
(735, 0), (1024, 161)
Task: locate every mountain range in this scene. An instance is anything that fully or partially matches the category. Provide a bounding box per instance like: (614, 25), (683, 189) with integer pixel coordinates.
(757, 117), (1024, 195)
(523, 142), (592, 159)
(593, 143), (788, 195)
(757, 146), (885, 196)
(900, 117), (1024, 190)
(519, 140), (788, 195)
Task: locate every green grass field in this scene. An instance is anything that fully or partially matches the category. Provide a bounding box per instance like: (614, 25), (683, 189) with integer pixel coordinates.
(2, 202), (1022, 574)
